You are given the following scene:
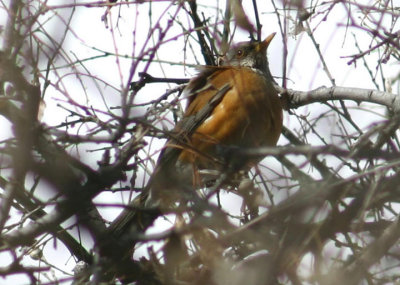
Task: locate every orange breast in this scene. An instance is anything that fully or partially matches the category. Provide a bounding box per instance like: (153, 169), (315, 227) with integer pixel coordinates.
(178, 67), (283, 168)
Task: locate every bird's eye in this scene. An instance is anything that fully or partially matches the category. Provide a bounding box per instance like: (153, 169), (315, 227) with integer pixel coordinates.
(236, 49), (244, 57)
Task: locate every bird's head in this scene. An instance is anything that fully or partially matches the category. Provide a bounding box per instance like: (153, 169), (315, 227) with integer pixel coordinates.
(219, 32), (275, 74)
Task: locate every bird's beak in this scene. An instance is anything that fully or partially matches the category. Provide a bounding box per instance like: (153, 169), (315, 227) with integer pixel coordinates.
(256, 32), (276, 52)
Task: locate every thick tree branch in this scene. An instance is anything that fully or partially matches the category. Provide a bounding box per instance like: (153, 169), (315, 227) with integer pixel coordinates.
(283, 86), (399, 111)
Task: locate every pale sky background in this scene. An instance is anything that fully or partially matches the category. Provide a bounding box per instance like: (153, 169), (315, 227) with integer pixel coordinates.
(0, 0), (399, 284)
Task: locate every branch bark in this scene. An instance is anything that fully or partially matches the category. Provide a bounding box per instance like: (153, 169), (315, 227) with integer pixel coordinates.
(283, 86), (399, 111)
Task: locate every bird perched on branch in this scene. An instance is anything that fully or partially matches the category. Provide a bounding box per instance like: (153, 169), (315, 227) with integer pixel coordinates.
(108, 32), (283, 248)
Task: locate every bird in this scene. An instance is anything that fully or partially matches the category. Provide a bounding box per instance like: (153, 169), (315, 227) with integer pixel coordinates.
(108, 32), (283, 246)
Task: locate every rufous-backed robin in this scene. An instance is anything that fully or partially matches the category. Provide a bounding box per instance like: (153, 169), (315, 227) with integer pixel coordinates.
(109, 33), (283, 239)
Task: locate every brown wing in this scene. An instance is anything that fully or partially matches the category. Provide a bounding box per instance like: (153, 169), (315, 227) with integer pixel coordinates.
(149, 68), (231, 190)
(154, 67), (231, 165)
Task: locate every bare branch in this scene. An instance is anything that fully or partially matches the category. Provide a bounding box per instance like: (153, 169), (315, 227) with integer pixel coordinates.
(284, 86), (400, 111)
